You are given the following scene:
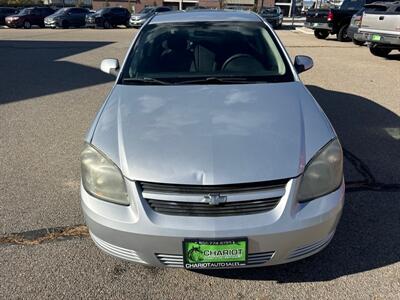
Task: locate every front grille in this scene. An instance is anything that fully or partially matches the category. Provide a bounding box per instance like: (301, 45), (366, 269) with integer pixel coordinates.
(139, 180), (288, 217)
(156, 251), (275, 267)
(147, 198), (280, 216)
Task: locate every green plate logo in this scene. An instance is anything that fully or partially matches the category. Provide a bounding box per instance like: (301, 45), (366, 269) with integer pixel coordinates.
(183, 239), (248, 269)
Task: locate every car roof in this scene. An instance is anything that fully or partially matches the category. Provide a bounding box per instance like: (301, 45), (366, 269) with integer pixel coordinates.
(149, 10), (262, 24)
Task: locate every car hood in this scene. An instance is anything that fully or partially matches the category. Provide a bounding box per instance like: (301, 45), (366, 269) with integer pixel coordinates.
(131, 13), (149, 18)
(46, 13), (58, 19)
(90, 82), (335, 185)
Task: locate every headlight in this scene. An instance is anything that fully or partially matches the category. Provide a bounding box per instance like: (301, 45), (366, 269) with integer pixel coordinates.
(297, 139), (343, 202)
(81, 144), (129, 205)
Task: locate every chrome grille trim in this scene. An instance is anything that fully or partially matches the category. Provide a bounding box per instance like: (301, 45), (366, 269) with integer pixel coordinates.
(156, 251), (275, 267)
(90, 231), (147, 264)
(146, 198), (280, 216)
(139, 180), (288, 217)
(287, 232), (334, 260)
(140, 179), (288, 194)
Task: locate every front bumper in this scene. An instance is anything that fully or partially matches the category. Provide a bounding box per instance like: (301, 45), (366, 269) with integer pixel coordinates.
(304, 22), (332, 31)
(44, 20), (57, 28)
(265, 18), (282, 28)
(129, 18), (145, 27)
(82, 178), (345, 268)
(5, 19), (22, 28)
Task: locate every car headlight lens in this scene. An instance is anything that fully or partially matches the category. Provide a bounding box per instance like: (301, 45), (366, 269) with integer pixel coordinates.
(81, 144), (129, 205)
(297, 139), (343, 202)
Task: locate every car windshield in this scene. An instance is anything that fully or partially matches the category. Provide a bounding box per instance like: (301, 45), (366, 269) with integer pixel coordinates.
(17, 8), (32, 15)
(96, 8), (109, 14)
(53, 8), (68, 15)
(262, 8), (279, 13)
(120, 22), (293, 84)
(340, 0), (363, 10)
(140, 7), (154, 14)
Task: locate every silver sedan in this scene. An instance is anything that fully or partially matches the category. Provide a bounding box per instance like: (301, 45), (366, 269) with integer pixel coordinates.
(81, 10), (344, 269)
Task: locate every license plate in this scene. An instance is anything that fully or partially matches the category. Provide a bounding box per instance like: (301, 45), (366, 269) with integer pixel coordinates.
(372, 34), (381, 41)
(183, 238), (248, 269)
(313, 23), (319, 27)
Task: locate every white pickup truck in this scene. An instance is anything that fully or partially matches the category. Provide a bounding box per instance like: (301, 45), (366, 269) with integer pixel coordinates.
(357, 1), (400, 57)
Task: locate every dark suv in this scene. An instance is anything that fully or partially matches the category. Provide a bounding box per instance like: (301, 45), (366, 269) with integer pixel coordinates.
(44, 7), (90, 29)
(0, 7), (19, 25)
(5, 6), (54, 29)
(86, 7), (130, 29)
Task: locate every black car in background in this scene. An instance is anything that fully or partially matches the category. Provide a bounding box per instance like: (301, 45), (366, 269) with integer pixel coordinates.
(86, 7), (130, 29)
(259, 6), (283, 28)
(44, 7), (90, 28)
(5, 7), (54, 29)
(0, 7), (19, 25)
(305, 0), (379, 41)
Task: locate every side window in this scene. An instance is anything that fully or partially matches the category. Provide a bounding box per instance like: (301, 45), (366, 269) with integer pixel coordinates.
(115, 8), (126, 16)
(365, 5), (387, 13)
(341, 0), (364, 10)
(158, 7), (171, 12)
(70, 8), (82, 14)
(42, 9), (53, 16)
(110, 8), (119, 15)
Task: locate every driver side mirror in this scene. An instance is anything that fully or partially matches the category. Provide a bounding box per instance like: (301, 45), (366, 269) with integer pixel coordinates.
(100, 58), (120, 76)
(294, 55), (313, 74)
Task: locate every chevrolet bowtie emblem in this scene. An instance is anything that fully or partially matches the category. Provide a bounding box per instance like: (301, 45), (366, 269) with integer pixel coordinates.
(203, 193), (227, 206)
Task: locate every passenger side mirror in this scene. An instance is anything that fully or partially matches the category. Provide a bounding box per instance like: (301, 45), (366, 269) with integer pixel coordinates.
(294, 55), (313, 74)
(100, 58), (120, 76)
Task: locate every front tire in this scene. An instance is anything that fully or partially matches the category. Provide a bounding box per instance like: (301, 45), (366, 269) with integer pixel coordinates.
(23, 21), (31, 29)
(337, 24), (351, 42)
(314, 29), (329, 39)
(370, 46), (391, 57)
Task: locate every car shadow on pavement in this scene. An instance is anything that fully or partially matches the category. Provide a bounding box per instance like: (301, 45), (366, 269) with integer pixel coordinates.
(196, 86), (400, 282)
(0, 40), (115, 104)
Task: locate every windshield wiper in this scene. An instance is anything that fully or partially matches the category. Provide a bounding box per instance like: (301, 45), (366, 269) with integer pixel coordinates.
(122, 77), (170, 85)
(176, 77), (263, 85)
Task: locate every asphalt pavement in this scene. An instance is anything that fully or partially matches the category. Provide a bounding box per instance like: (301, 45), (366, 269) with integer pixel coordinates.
(0, 27), (399, 299)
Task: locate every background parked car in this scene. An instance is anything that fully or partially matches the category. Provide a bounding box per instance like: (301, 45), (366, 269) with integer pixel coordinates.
(129, 6), (171, 28)
(86, 7), (130, 29)
(349, 2), (392, 46)
(5, 7), (54, 29)
(259, 6), (283, 29)
(0, 7), (19, 25)
(357, 1), (400, 57)
(45, 7), (89, 29)
(348, 7), (365, 45)
(305, 0), (379, 41)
